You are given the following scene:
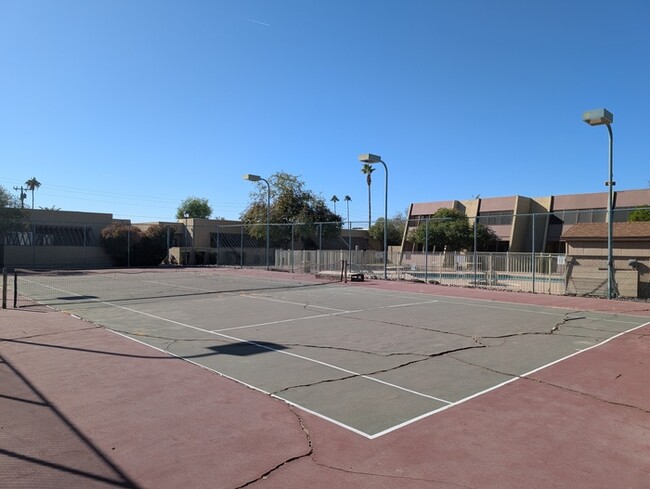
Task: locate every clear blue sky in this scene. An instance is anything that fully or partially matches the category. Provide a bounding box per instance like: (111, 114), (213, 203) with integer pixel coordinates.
(1, 0), (649, 225)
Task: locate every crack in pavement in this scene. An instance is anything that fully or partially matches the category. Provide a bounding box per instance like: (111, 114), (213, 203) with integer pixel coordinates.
(271, 344), (486, 396)
(232, 400), (477, 489)
(340, 309), (614, 345)
(0, 326), (99, 342)
(310, 459), (478, 488)
(280, 342), (443, 358)
(233, 405), (313, 489)
(278, 311), (596, 357)
(449, 355), (650, 415)
(257, 312), (617, 396)
(474, 312), (589, 341)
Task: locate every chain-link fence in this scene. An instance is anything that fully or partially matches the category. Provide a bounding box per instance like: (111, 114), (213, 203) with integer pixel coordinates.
(0, 218), (182, 269)
(1, 206), (649, 301)
(399, 208), (650, 299)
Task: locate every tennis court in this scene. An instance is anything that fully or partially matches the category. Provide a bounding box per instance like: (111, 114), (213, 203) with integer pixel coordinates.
(11, 267), (650, 438)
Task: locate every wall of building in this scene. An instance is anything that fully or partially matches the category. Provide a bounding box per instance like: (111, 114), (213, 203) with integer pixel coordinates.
(565, 240), (650, 298)
(4, 246), (113, 269)
(1, 209), (118, 269)
(404, 188), (650, 255)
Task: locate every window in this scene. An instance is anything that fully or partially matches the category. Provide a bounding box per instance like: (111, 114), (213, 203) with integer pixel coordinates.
(4, 225), (96, 246)
(478, 211), (513, 226)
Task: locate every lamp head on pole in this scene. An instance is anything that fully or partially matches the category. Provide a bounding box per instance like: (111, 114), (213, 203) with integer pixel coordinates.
(243, 173), (262, 182)
(358, 153), (382, 164)
(582, 108), (613, 126)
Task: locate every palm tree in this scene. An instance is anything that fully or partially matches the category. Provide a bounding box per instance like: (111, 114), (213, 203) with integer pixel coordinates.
(25, 177), (41, 209)
(330, 195), (339, 215)
(343, 195), (351, 224)
(361, 164), (375, 228)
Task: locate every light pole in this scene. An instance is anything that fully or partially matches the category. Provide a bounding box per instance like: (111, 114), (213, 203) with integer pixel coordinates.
(358, 154), (388, 279)
(243, 174), (271, 270)
(344, 195), (352, 266)
(183, 211), (189, 266)
(582, 108), (615, 299)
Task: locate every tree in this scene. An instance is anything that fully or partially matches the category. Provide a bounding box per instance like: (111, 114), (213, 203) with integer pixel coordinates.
(409, 208), (498, 252)
(628, 206), (650, 222)
(25, 177), (41, 209)
(101, 223), (140, 266)
(176, 197), (213, 219)
(330, 195), (339, 215)
(343, 195), (351, 223)
(368, 213), (406, 247)
(0, 185), (23, 237)
(241, 172), (342, 248)
(0, 185), (19, 210)
(133, 224), (170, 266)
(101, 223), (169, 266)
(361, 163), (375, 228)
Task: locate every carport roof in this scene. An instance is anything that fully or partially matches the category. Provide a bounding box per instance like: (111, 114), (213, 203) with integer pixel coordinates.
(561, 222), (650, 241)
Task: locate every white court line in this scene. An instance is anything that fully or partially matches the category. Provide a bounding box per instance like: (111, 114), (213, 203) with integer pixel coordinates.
(341, 286), (648, 325)
(243, 291), (439, 315)
(144, 280), (217, 293)
(28, 279), (452, 421)
(104, 302), (452, 404)
(385, 300), (439, 308)
(26, 278), (650, 438)
(213, 293), (438, 332)
(33, 283), (452, 409)
(213, 308), (367, 333)
(213, 313), (339, 333)
(368, 318), (650, 439)
(109, 330), (374, 438)
(241, 293), (351, 312)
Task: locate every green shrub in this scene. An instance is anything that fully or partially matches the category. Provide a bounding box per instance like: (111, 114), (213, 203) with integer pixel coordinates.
(101, 223), (169, 266)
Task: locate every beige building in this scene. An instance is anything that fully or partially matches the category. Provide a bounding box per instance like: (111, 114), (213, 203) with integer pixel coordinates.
(1, 209), (118, 268)
(561, 221), (650, 299)
(1, 208), (373, 269)
(168, 218), (373, 266)
(403, 188), (650, 254)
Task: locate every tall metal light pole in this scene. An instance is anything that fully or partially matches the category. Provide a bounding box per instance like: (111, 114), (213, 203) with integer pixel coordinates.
(582, 108), (615, 299)
(183, 211), (189, 266)
(358, 154), (388, 279)
(344, 195), (352, 266)
(243, 174), (271, 270)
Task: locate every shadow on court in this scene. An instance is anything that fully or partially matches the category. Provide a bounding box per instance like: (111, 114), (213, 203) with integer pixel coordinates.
(0, 354), (140, 489)
(209, 341), (287, 356)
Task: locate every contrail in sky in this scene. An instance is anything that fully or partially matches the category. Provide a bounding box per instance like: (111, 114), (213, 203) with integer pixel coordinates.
(241, 17), (272, 27)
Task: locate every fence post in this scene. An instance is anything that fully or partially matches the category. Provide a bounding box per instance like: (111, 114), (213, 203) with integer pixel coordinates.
(31, 223), (36, 267)
(2, 268), (6, 309)
(127, 227), (131, 268)
(424, 216), (429, 283)
(473, 218), (478, 286)
(215, 226), (220, 266)
(548, 253), (553, 294)
(318, 222), (322, 272)
(531, 213), (536, 294)
(240, 225), (244, 268)
(291, 224), (295, 273)
(166, 225), (170, 265)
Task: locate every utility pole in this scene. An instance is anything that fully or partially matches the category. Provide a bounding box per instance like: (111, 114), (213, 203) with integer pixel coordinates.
(13, 186), (27, 209)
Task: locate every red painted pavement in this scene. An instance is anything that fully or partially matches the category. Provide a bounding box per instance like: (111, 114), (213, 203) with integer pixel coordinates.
(2, 277), (650, 488)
